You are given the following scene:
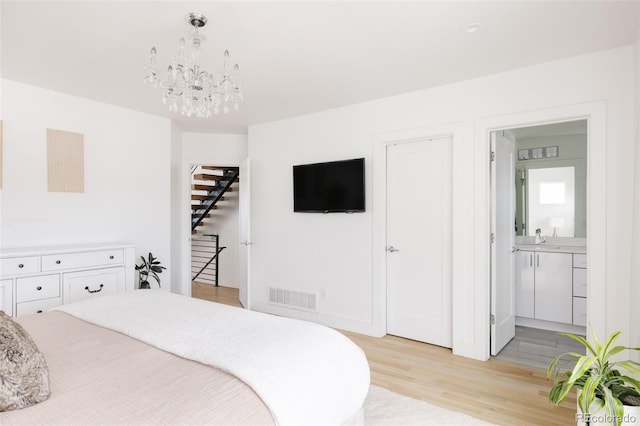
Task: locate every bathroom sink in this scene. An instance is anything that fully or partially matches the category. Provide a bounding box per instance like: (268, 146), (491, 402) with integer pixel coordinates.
(516, 244), (547, 250)
(515, 244), (586, 253)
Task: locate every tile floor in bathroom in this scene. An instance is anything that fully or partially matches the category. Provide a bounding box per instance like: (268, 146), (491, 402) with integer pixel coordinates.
(494, 325), (586, 371)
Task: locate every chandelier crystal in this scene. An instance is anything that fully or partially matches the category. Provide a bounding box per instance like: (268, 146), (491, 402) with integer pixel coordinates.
(144, 13), (243, 118)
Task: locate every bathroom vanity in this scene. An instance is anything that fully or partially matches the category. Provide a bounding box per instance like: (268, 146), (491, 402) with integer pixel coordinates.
(514, 242), (587, 333)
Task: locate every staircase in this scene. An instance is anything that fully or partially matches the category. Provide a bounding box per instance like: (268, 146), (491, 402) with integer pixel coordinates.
(191, 166), (239, 232)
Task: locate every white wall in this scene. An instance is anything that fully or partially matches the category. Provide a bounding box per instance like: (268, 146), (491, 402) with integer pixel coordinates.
(630, 15), (640, 353)
(0, 80), (172, 289)
(177, 132), (247, 294)
(169, 122), (183, 293)
(248, 46), (636, 358)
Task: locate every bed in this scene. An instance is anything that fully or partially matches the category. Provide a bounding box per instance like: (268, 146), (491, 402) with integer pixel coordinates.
(1, 290), (370, 425)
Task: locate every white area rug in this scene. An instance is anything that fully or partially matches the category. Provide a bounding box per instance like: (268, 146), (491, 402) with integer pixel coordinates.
(364, 385), (495, 425)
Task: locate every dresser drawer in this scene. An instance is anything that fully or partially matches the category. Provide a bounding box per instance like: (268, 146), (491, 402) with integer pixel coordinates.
(573, 297), (587, 327)
(16, 297), (61, 316)
(573, 254), (587, 268)
(42, 249), (124, 271)
(573, 268), (587, 298)
(63, 267), (122, 304)
(16, 275), (60, 303)
(1, 256), (40, 276)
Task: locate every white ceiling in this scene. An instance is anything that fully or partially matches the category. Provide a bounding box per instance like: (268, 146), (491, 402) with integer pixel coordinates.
(1, 1), (638, 134)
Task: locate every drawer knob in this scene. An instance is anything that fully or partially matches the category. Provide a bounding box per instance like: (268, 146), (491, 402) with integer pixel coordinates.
(37, 310), (43, 314)
(36, 286), (42, 291)
(84, 284), (104, 294)
(18, 263), (24, 268)
(55, 260), (61, 264)
(109, 255), (114, 260)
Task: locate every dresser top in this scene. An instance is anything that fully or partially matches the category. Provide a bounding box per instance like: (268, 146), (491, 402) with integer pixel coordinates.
(0, 242), (135, 258)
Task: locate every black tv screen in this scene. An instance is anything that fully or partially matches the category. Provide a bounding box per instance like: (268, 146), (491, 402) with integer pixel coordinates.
(293, 158), (365, 213)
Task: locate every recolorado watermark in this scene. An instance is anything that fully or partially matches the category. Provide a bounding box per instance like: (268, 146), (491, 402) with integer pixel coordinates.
(576, 412), (637, 424)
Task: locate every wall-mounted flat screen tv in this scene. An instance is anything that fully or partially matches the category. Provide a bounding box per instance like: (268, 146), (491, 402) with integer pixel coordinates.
(293, 158), (365, 213)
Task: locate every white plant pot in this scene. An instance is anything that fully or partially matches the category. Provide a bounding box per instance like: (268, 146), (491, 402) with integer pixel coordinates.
(577, 405), (640, 425)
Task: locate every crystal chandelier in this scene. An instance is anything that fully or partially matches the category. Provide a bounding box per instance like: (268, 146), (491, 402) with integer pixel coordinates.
(144, 13), (243, 118)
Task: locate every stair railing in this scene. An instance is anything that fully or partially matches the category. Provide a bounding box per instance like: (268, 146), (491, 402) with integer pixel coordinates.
(191, 234), (226, 286)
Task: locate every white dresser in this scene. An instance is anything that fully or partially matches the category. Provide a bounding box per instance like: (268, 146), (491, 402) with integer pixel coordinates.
(0, 243), (135, 317)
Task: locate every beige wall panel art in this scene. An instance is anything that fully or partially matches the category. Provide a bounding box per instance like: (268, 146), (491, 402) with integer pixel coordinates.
(47, 128), (84, 193)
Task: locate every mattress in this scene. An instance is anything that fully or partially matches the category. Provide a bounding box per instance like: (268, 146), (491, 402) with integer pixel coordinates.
(2, 311), (274, 425)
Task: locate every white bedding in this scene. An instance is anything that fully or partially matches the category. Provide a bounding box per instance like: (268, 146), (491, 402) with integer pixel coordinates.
(54, 290), (370, 426)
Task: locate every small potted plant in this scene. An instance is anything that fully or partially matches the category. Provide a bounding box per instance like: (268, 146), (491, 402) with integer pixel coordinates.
(547, 330), (640, 426)
(135, 252), (166, 289)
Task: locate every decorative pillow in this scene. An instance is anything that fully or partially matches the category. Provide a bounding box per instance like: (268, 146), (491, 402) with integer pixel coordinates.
(0, 310), (50, 411)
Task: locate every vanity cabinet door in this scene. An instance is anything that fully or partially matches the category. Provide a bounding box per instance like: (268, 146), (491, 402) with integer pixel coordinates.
(534, 252), (573, 324)
(515, 251), (535, 318)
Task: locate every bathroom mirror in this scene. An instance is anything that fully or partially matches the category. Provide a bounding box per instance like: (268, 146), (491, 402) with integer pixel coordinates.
(513, 120), (587, 238)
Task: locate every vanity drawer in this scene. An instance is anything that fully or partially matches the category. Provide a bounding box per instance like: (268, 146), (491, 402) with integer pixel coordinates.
(573, 268), (587, 298)
(63, 267), (122, 304)
(42, 249), (124, 271)
(573, 297), (587, 327)
(0, 256), (40, 276)
(573, 254), (587, 268)
(16, 275), (60, 303)
(16, 297), (61, 316)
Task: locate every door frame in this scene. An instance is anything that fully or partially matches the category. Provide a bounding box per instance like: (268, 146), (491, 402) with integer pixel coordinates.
(238, 158), (251, 309)
(372, 123), (464, 339)
(179, 156), (245, 298)
(478, 101), (607, 360)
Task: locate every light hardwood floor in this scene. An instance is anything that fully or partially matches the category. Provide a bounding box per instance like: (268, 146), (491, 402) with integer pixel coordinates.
(192, 281), (243, 307)
(192, 282), (576, 425)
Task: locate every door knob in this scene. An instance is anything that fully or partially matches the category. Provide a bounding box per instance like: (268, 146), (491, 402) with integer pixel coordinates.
(386, 246), (399, 253)
(241, 241), (253, 246)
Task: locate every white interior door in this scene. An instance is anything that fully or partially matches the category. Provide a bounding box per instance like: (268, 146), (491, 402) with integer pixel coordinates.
(238, 158), (251, 309)
(386, 137), (452, 348)
(490, 131), (516, 356)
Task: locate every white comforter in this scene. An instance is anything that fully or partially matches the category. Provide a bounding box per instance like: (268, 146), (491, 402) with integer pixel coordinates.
(54, 290), (370, 426)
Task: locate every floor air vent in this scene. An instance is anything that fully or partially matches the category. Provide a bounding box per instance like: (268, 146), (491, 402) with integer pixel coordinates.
(268, 287), (317, 312)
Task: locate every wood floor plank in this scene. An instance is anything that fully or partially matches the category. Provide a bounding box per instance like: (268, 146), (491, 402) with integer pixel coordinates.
(192, 284), (576, 425)
(192, 281), (242, 308)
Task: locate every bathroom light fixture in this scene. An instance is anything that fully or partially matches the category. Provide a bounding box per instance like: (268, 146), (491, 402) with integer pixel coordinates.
(518, 146), (560, 161)
(144, 12), (243, 118)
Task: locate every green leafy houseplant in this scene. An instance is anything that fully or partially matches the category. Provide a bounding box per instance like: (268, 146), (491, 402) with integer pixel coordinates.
(135, 252), (166, 289)
(547, 330), (640, 426)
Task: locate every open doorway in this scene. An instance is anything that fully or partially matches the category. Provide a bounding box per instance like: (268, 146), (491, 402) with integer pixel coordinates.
(190, 164), (242, 301)
(490, 119), (588, 368)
